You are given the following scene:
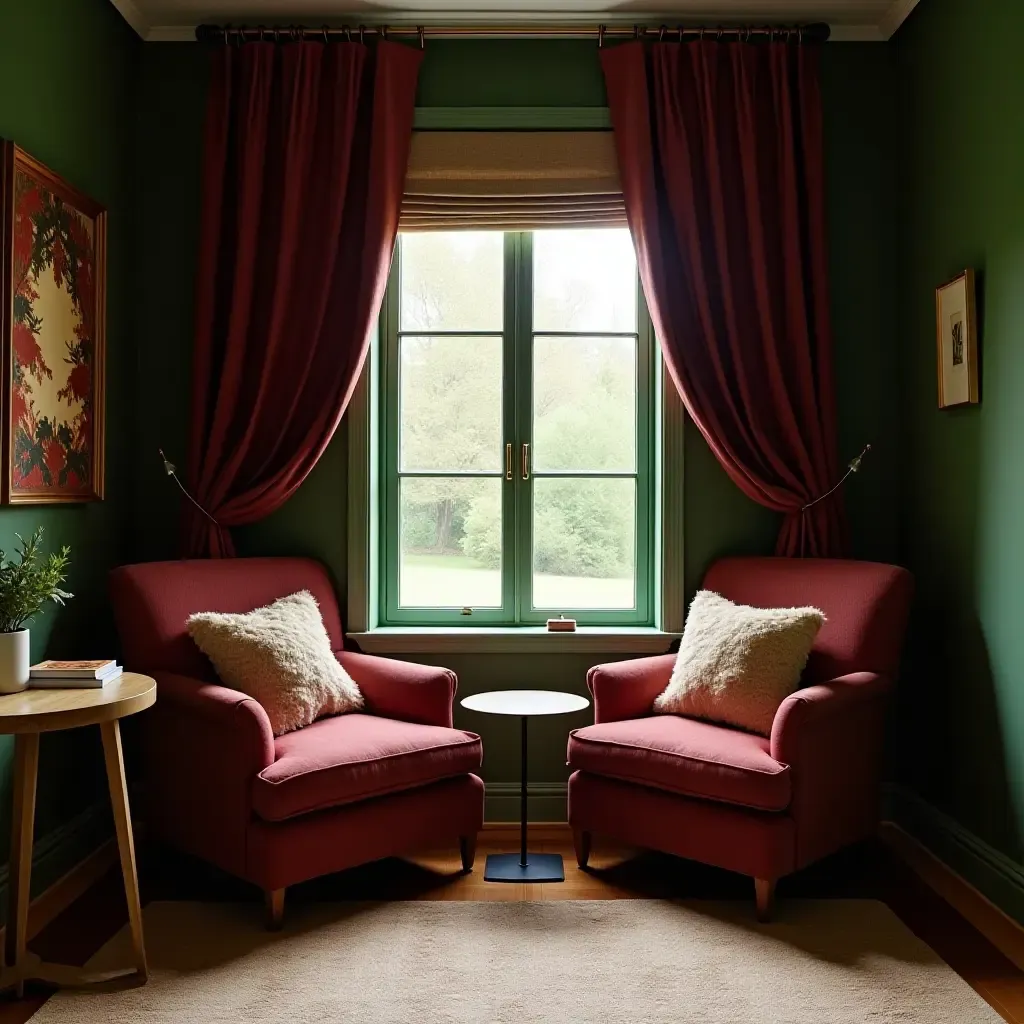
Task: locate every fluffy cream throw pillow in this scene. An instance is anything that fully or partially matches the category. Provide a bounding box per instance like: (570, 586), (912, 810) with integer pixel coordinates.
(187, 591), (362, 736)
(654, 590), (825, 737)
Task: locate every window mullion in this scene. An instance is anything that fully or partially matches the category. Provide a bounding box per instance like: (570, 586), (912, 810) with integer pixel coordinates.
(502, 232), (520, 625)
(513, 231), (534, 626)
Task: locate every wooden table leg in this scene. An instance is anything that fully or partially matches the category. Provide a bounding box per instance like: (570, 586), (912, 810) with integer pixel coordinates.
(100, 720), (147, 980)
(5, 733), (39, 997)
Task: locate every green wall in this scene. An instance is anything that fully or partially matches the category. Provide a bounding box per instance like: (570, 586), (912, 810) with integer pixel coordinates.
(893, 0), (1024, 877)
(0, 0), (138, 876)
(131, 38), (901, 818)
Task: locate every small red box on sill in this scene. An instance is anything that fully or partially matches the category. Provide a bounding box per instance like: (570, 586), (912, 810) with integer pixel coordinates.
(546, 616), (577, 633)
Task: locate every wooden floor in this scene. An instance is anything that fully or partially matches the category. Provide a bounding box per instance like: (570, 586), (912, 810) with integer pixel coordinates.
(3, 825), (1024, 1022)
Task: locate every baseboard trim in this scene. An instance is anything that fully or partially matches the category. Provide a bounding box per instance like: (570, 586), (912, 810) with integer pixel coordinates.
(883, 785), (1024, 970)
(485, 783), (567, 823)
(0, 802), (116, 945)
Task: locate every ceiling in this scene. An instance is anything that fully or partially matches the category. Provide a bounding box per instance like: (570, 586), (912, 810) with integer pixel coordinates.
(110, 0), (920, 42)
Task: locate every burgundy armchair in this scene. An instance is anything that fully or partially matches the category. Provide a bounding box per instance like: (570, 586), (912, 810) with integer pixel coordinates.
(567, 556), (913, 919)
(110, 557), (483, 927)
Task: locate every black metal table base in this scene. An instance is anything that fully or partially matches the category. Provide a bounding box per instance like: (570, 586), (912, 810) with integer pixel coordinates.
(485, 714), (567, 883)
(484, 852), (565, 883)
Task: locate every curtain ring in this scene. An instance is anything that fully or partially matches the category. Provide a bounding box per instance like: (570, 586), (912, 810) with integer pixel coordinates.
(598, 24), (605, 48)
(633, 24), (640, 39)
(344, 26), (352, 42)
(381, 25), (388, 39)
(359, 25), (365, 44)
(658, 25), (666, 41)
(418, 26), (425, 49)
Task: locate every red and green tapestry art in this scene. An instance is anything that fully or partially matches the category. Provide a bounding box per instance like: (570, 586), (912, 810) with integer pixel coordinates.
(1, 142), (105, 503)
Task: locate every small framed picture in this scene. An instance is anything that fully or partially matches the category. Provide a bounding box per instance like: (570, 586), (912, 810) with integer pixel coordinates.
(935, 269), (979, 409)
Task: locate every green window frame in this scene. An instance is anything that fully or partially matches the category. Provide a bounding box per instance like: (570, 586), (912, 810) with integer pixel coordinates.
(379, 230), (655, 628)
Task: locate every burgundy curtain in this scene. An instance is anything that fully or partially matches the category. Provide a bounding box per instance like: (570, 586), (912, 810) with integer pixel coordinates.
(186, 39), (422, 556)
(601, 41), (845, 557)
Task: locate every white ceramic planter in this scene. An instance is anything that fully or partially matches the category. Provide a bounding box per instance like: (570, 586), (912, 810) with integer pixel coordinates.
(0, 629), (30, 693)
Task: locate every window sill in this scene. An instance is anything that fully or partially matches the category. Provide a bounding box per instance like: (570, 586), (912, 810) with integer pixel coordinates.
(346, 626), (680, 656)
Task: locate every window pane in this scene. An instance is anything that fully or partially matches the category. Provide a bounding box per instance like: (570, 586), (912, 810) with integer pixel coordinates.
(532, 477), (635, 610)
(533, 336), (636, 473)
(400, 232), (503, 331)
(400, 336), (502, 472)
(400, 477), (502, 608)
(533, 228), (637, 333)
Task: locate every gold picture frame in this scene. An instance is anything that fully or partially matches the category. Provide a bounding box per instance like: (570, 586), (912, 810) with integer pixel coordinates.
(0, 141), (106, 503)
(935, 269), (979, 409)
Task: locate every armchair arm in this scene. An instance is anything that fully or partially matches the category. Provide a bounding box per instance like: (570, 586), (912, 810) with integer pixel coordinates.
(588, 654), (675, 724)
(337, 651), (456, 728)
(770, 671), (893, 868)
(142, 671), (275, 879)
(153, 671), (276, 764)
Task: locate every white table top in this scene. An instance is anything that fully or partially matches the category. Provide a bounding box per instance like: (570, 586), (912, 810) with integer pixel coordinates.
(460, 689), (590, 717)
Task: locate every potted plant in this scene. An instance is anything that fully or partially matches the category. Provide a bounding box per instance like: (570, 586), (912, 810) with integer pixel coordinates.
(0, 529), (71, 694)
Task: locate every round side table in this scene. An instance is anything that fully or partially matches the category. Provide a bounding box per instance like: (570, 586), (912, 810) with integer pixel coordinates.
(0, 672), (156, 995)
(461, 689), (589, 883)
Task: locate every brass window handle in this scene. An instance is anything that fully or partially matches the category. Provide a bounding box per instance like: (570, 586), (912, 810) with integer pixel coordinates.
(505, 443), (513, 481)
(521, 442), (530, 481)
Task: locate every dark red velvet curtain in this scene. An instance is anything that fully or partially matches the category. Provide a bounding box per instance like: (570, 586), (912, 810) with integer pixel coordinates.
(186, 40), (422, 556)
(602, 41), (846, 557)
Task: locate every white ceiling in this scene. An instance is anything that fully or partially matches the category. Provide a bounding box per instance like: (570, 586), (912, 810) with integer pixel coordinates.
(110, 0), (920, 42)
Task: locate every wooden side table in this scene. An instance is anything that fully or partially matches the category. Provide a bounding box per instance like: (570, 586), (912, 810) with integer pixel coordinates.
(0, 672), (156, 995)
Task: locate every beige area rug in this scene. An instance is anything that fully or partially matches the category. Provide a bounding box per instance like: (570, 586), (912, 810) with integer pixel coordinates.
(31, 899), (1001, 1023)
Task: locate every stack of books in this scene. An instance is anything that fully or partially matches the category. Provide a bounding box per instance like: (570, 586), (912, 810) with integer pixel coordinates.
(28, 660), (123, 689)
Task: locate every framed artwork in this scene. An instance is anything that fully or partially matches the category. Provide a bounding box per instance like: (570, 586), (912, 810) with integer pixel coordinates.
(0, 141), (106, 503)
(935, 269), (979, 409)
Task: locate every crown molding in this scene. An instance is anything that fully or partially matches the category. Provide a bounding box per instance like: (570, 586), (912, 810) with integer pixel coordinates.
(116, 1), (923, 44)
(146, 25), (198, 41)
(108, 0), (150, 37)
(829, 24), (886, 42)
(880, 0), (922, 39)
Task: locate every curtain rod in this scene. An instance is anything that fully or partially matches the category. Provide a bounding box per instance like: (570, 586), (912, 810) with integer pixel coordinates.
(193, 23), (831, 45)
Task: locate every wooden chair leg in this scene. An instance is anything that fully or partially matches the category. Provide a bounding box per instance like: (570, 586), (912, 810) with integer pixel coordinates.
(266, 888), (285, 931)
(459, 835), (477, 873)
(754, 878), (775, 922)
(572, 828), (592, 870)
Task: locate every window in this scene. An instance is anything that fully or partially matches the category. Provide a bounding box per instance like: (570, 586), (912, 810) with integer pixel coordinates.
(379, 227), (654, 627)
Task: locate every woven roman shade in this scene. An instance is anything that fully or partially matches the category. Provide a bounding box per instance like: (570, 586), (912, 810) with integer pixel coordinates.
(400, 131), (626, 230)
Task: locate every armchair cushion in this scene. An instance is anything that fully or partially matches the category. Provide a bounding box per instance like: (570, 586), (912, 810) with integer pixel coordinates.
(568, 715), (791, 813)
(252, 713), (482, 822)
